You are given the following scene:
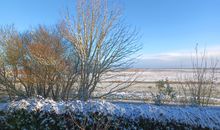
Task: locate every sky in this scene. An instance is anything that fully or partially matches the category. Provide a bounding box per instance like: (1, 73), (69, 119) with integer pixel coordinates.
(0, 0), (220, 68)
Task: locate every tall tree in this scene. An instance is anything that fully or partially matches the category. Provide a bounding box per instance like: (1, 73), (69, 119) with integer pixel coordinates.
(60, 0), (140, 100)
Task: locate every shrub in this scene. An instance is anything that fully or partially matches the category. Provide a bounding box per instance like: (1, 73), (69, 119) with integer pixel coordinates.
(151, 79), (176, 105)
(0, 98), (215, 130)
(178, 45), (218, 106)
(0, 109), (211, 130)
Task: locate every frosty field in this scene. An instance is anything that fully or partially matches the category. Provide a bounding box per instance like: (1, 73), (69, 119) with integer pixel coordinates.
(1, 68), (220, 104)
(94, 68), (220, 104)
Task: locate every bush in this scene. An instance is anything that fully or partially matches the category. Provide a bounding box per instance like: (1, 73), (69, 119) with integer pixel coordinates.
(0, 110), (128, 130)
(0, 98), (214, 130)
(178, 45), (218, 106)
(0, 109), (211, 130)
(151, 79), (176, 105)
(0, 102), (213, 130)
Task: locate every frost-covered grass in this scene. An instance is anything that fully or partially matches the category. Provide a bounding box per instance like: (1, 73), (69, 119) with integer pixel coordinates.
(93, 91), (220, 105)
(0, 98), (220, 129)
(103, 68), (220, 83)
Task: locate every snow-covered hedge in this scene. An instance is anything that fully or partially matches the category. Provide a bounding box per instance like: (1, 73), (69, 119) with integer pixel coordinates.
(0, 98), (220, 129)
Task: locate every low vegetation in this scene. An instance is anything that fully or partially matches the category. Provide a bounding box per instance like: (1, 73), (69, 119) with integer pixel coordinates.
(0, 98), (219, 130)
(178, 45), (219, 106)
(151, 79), (176, 105)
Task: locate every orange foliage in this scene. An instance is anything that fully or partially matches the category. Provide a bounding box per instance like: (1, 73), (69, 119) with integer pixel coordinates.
(28, 43), (59, 65)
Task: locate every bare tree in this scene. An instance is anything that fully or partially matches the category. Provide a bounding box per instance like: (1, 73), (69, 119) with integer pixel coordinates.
(25, 27), (80, 100)
(0, 26), (79, 100)
(178, 45), (218, 106)
(60, 0), (140, 100)
(0, 25), (27, 99)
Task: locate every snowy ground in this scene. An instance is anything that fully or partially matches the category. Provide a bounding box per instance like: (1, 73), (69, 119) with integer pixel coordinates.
(0, 98), (220, 129)
(102, 68), (220, 83)
(0, 69), (220, 104)
(94, 68), (220, 103)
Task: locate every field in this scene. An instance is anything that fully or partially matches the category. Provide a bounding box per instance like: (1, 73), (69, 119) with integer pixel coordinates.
(1, 68), (220, 104)
(94, 68), (220, 104)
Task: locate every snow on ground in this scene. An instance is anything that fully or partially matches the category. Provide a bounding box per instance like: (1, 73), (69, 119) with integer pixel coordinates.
(93, 91), (151, 100)
(96, 68), (220, 103)
(0, 98), (220, 129)
(93, 91), (220, 105)
(103, 68), (220, 83)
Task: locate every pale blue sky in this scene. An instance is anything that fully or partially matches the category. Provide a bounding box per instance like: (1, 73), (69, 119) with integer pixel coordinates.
(0, 0), (220, 68)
